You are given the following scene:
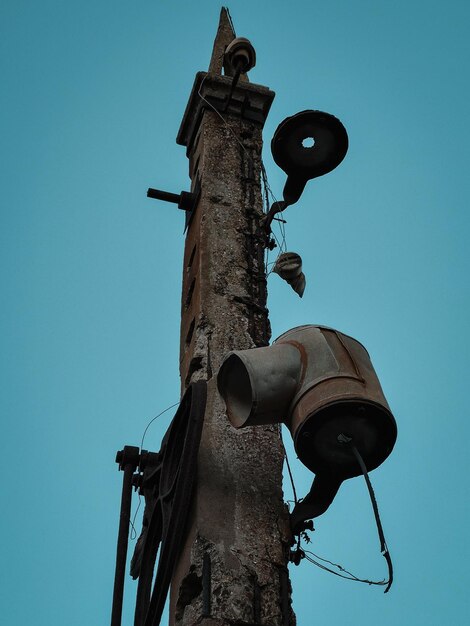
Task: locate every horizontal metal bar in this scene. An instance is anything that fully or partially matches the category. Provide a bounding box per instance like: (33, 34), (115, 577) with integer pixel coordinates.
(147, 188), (180, 204)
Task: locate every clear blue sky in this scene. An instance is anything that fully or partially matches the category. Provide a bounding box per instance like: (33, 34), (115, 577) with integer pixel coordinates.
(1, 1), (469, 624)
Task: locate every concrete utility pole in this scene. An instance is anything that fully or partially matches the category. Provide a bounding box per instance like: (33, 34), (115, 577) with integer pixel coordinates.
(170, 9), (295, 626)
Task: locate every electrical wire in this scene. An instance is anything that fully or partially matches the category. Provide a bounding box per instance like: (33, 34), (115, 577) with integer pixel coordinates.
(128, 401), (180, 541)
(350, 443), (394, 593)
(129, 497), (141, 541)
(279, 428), (299, 507)
(291, 440), (394, 593)
(260, 161), (288, 274)
(197, 75), (251, 159)
(303, 550), (388, 587)
(140, 401), (180, 452)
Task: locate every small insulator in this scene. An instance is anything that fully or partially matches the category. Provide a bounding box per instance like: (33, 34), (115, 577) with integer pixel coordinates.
(273, 252), (306, 298)
(224, 37), (256, 74)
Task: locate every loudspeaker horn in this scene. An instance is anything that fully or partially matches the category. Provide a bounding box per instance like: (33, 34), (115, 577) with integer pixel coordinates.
(271, 110), (349, 205)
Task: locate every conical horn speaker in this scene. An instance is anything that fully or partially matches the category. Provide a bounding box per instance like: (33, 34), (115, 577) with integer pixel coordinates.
(273, 252), (306, 297)
(271, 110), (349, 205)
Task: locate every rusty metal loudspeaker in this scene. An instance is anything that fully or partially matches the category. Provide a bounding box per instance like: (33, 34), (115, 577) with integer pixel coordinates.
(271, 110), (349, 206)
(217, 325), (397, 531)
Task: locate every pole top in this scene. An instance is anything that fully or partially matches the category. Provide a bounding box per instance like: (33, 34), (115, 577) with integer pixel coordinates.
(208, 7), (236, 75)
(177, 8), (273, 150)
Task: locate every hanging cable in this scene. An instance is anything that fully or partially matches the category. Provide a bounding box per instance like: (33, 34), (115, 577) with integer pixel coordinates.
(303, 550), (388, 587)
(349, 442), (394, 593)
(129, 497), (142, 541)
(297, 435), (393, 592)
(125, 401), (180, 542)
(140, 401), (179, 452)
(279, 428), (299, 506)
(290, 436), (394, 593)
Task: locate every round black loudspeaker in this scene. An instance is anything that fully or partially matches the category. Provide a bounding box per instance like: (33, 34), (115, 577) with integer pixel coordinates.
(271, 110), (349, 205)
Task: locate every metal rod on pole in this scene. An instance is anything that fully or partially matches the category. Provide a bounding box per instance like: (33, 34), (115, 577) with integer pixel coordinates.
(111, 446), (140, 626)
(147, 187), (197, 212)
(147, 188), (181, 204)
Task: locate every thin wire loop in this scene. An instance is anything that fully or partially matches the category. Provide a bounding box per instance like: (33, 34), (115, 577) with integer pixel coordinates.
(303, 550), (388, 587)
(129, 497), (141, 541)
(284, 432), (394, 593)
(140, 402), (180, 452)
(127, 401), (179, 541)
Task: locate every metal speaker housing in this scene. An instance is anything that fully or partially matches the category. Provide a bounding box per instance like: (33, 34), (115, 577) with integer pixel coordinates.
(271, 110), (349, 205)
(278, 325), (396, 478)
(217, 325), (397, 480)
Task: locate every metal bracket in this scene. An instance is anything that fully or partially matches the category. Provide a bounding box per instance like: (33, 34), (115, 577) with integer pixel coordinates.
(147, 178), (201, 234)
(111, 446), (140, 626)
(290, 473), (343, 537)
(110, 381), (207, 626)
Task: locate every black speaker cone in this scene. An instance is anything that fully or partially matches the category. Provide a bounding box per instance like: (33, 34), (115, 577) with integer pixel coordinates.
(271, 110), (349, 205)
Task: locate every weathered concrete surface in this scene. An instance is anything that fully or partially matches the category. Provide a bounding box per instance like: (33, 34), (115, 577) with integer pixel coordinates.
(170, 9), (295, 626)
(172, 380), (293, 626)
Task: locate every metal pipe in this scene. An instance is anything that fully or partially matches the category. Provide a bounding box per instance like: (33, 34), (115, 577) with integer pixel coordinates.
(147, 188), (180, 204)
(111, 447), (139, 626)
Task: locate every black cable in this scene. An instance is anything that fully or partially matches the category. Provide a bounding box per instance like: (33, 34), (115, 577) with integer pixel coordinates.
(303, 551), (388, 587)
(293, 438), (394, 593)
(350, 443), (394, 593)
(128, 401), (179, 542)
(129, 496), (142, 541)
(140, 402), (179, 452)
